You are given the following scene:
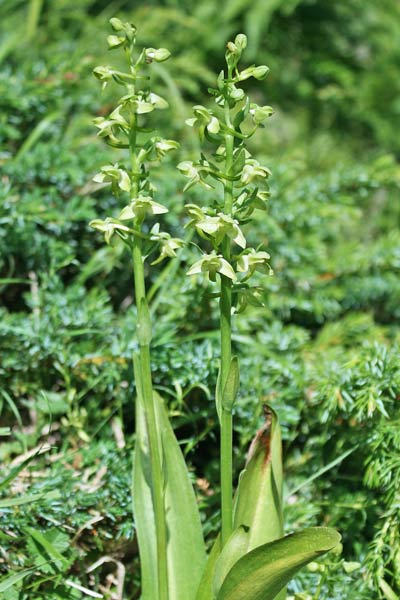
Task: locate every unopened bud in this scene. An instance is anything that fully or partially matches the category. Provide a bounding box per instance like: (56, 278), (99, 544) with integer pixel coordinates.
(145, 47), (171, 62)
(109, 17), (124, 31)
(306, 562), (320, 573)
(252, 65), (269, 80)
(234, 34), (247, 50)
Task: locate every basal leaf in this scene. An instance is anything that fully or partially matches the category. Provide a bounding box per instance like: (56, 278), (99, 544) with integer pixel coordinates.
(132, 354), (158, 600)
(217, 527), (341, 600)
(195, 536), (222, 600)
(233, 406), (284, 550)
(133, 388), (206, 600)
(210, 407), (285, 600)
(213, 527), (249, 597)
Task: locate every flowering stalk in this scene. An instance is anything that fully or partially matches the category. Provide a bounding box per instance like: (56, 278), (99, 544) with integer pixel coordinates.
(90, 20), (182, 599)
(90, 22), (342, 599)
(219, 62), (235, 545)
(179, 34), (273, 547)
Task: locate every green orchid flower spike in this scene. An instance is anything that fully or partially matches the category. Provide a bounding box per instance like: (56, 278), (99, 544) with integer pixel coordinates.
(90, 20), (205, 600)
(180, 34), (276, 548)
(90, 21), (341, 600)
(179, 30), (341, 600)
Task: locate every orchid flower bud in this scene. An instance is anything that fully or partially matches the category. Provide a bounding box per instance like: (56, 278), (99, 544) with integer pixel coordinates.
(145, 47), (171, 62)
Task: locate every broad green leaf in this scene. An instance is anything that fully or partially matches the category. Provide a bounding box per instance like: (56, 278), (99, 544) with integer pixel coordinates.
(233, 406), (283, 550)
(133, 388), (206, 600)
(215, 407), (285, 600)
(217, 527), (341, 600)
(132, 354), (158, 600)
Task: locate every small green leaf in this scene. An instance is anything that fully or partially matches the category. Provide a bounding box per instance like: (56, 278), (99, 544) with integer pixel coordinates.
(232, 149), (246, 177)
(217, 527), (341, 600)
(137, 298), (152, 346)
(215, 366), (223, 423)
(222, 357), (240, 411)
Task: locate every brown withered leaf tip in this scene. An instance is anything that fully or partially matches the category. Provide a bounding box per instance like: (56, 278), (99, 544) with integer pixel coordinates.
(245, 404), (273, 467)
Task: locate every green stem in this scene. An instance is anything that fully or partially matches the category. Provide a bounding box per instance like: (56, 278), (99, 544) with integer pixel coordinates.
(220, 83), (235, 547)
(132, 239), (169, 600)
(27, 0), (43, 41)
(130, 111), (168, 599)
(220, 266), (233, 546)
(313, 570), (327, 600)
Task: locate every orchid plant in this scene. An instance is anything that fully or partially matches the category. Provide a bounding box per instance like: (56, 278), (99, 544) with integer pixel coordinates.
(90, 19), (341, 600)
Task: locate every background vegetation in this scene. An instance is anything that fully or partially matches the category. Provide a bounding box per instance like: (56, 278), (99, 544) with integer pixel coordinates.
(1, 1), (399, 598)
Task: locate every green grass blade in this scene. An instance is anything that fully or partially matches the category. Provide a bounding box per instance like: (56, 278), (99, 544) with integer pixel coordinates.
(0, 568), (34, 592)
(24, 526), (68, 569)
(15, 111), (61, 160)
(0, 451), (50, 492)
(0, 490), (60, 508)
(379, 579), (399, 600)
(286, 445), (358, 498)
(0, 390), (22, 427)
